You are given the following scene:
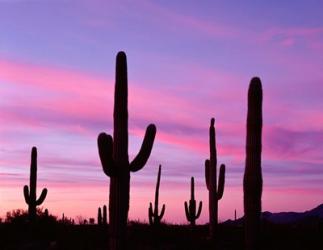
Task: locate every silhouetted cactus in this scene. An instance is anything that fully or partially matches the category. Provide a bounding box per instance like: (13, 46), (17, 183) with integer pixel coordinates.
(243, 77), (263, 250)
(235, 209), (237, 221)
(97, 51), (156, 249)
(103, 205), (107, 225)
(23, 147), (48, 221)
(98, 207), (102, 225)
(149, 165), (166, 225)
(205, 118), (226, 239)
(184, 177), (202, 226)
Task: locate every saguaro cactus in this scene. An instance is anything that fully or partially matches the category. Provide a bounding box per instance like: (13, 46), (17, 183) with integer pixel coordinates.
(205, 118), (226, 239)
(97, 51), (156, 250)
(103, 205), (107, 225)
(243, 77), (263, 250)
(23, 147), (48, 221)
(184, 177), (202, 226)
(148, 165), (166, 225)
(98, 207), (102, 225)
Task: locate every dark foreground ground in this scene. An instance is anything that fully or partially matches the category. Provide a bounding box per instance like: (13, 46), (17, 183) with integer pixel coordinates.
(1, 221), (322, 250)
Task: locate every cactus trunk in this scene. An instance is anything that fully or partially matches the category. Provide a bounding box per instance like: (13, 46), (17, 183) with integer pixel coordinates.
(184, 177), (202, 226)
(23, 147), (48, 221)
(148, 165), (166, 225)
(243, 77), (263, 250)
(98, 51), (156, 250)
(205, 118), (226, 239)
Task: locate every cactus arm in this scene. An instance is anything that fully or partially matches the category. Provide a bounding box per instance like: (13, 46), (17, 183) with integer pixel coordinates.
(130, 124), (156, 172)
(196, 201), (203, 218)
(217, 164), (225, 200)
(23, 185), (30, 204)
(98, 133), (116, 177)
(205, 159), (210, 190)
(159, 204), (165, 220)
(36, 188), (48, 205)
(103, 205), (107, 224)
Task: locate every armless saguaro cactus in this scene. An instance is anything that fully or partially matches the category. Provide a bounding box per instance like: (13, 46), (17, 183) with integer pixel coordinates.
(98, 207), (102, 225)
(205, 118), (226, 239)
(243, 77), (263, 250)
(97, 51), (156, 250)
(148, 164), (165, 225)
(23, 147), (48, 221)
(184, 177), (202, 226)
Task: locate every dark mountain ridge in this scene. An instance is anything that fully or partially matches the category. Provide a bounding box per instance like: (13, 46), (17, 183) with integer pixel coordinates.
(224, 203), (323, 225)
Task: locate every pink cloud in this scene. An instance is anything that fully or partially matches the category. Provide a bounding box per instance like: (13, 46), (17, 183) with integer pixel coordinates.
(257, 26), (323, 50)
(0, 57), (246, 149)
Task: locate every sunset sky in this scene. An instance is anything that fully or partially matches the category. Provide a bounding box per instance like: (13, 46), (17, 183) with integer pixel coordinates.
(0, 0), (323, 224)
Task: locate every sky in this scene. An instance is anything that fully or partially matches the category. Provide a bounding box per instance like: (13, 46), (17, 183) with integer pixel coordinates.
(0, 0), (323, 224)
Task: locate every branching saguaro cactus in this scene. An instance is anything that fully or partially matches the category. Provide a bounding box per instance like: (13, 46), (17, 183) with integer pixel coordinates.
(23, 147), (48, 221)
(97, 51), (156, 250)
(149, 164), (165, 225)
(184, 177), (202, 226)
(205, 118), (226, 239)
(103, 205), (107, 225)
(243, 77), (263, 250)
(98, 207), (102, 225)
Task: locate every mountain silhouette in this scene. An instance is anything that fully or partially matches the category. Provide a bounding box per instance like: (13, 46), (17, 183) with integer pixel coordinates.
(224, 203), (323, 225)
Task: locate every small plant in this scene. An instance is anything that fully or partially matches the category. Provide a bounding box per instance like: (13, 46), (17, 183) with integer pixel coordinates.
(97, 51), (156, 249)
(148, 165), (166, 225)
(5, 209), (28, 224)
(205, 118), (226, 239)
(6, 208), (56, 224)
(44, 208), (49, 217)
(184, 177), (202, 226)
(243, 77), (263, 250)
(23, 147), (48, 221)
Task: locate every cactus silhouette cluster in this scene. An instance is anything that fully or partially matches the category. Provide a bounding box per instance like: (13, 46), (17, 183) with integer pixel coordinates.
(8, 51), (266, 249)
(97, 51), (156, 249)
(97, 205), (107, 225)
(205, 118), (226, 239)
(243, 77), (263, 250)
(149, 164), (166, 225)
(23, 147), (48, 221)
(184, 177), (202, 226)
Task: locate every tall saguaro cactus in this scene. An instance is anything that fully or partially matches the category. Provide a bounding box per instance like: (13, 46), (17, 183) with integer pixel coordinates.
(184, 177), (202, 226)
(23, 147), (48, 221)
(205, 118), (226, 239)
(243, 77), (263, 250)
(97, 51), (156, 250)
(149, 164), (166, 225)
